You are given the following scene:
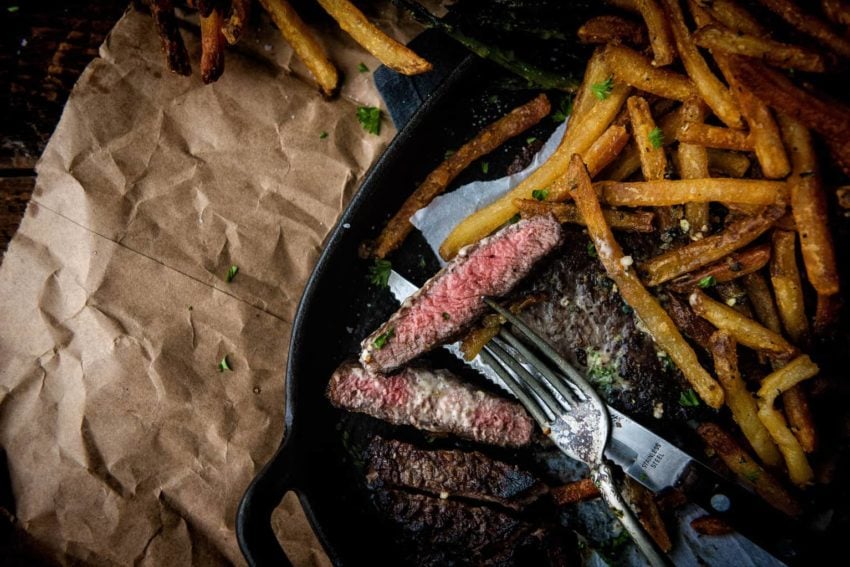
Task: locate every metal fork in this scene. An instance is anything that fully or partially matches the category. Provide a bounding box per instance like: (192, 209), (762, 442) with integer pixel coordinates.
(479, 298), (668, 567)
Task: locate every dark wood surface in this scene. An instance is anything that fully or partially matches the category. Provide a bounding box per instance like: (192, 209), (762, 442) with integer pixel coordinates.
(0, 0), (126, 255)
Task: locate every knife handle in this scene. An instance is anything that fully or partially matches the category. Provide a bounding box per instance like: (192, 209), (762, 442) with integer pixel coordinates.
(675, 460), (812, 565)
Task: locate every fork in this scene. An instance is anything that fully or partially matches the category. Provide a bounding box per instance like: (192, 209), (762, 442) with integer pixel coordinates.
(479, 298), (668, 567)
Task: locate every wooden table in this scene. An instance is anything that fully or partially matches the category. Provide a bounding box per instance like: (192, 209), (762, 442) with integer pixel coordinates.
(0, 0), (125, 254)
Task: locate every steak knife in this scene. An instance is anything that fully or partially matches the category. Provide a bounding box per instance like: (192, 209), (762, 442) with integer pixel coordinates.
(388, 270), (808, 564)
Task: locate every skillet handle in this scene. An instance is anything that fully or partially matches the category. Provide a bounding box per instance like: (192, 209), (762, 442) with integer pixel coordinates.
(236, 432), (301, 567)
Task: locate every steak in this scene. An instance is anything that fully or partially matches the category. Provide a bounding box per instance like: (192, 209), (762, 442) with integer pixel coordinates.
(326, 362), (535, 447)
(365, 437), (546, 510)
(372, 489), (569, 566)
(361, 215), (563, 373)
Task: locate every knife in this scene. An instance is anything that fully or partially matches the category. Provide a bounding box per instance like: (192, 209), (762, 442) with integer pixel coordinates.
(388, 270), (808, 564)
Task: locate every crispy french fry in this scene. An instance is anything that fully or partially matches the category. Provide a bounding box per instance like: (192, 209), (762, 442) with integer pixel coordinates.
(316, 0), (431, 75)
(604, 105), (686, 181)
(628, 96), (668, 181)
(706, 149), (750, 178)
(460, 295), (544, 360)
(624, 479), (673, 552)
(754, 0), (850, 58)
(757, 355), (819, 486)
(697, 422), (801, 516)
(691, 516), (734, 536)
(770, 230), (809, 346)
(569, 155), (723, 408)
(260, 0), (339, 96)
(666, 293), (717, 352)
(579, 15), (648, 46)
(694, 24), (827, 73)
(598, 179), (788, 207)
(570, 50), (612, 126)
(677, 123), (753, 151)
(604, 45), (696, 101)
(668, 245), (771, 293)
(222, 0), (251, 45)
(662, 0), (743, 128)
(783, 386), (816, 453)
(608, 0), (679, 66)
(814, 292), (842, 335)
(689, 289), (796, 357)
(439, 61), (631, 260)
(369, 94), (550, 259)
(839, 186), (850, 209)
(742, 272), (783, 333)
(778, 113), (840, 297)
(642, 206), (783, 286)
(822, 0), (850, 26)
(825, 136), (850, 177)
(151, 0), (191, 76)
(514, 199), (655, 232)
(678, 97), (710, 233)
(200, 9), (226, 84)
(692, 0), (768, 36)
(714, 280), (752, 317)
(710, 330), (783, 466)
(551, 478), (601, 505)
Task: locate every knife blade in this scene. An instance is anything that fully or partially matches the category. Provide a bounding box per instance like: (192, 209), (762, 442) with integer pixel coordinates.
(387, 270), (807, 563)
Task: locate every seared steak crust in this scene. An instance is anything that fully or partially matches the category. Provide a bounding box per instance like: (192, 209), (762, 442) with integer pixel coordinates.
(365, 437), (546, 509)
(361, 215), (563, 373)
(327, 362), (535, 447)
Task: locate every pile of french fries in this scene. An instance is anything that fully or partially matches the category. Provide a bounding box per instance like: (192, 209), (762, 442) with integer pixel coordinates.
(368, 0), (849, 515)
(148, 0), (431, 88)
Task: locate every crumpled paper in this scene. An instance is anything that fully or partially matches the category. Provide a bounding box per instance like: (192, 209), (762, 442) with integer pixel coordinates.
(0, 3), (433, 565)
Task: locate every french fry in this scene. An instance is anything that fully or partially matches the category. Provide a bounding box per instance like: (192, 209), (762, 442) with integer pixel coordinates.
(690, 516), (734, 536)
(624, 478), (673, 552)
(689, 289), (797, 357)
(770, 230), (809, 346)
(200, 9), (226, 84)
(666, 293), (716, 352)
(694, 24), (828, 73)
(551, 478), (601, 505)
(742, 272), (783, 334)
(710, 330), (783, 466)
(714, 280), (752, 317)
(692, 0), (768, 36)
(604, 105), (686, 181)
(677, 123), (753, 151)
(316, 0), (431, 75)
(547, 124), (629, 203)
(825, 136), (850, 177)
(822, 0), (850, 27)
(678, 97), (710, 233)
(642, 206), (783, 286)
(716, 55), (790, 179)
(569, 155), (723, 408)
(839, 186), (850, 210)
(757, 355), (820, 486)
(668, 245), (771, 293)
(611, 0), (678, 66)
(514, 199), (655, 232)
(706, 149), (750, 178)
(222, 0), (251, 45)
(814, 292), (842, 335)
(368, 94), (550, 259)
(598, 179), (788, 207)
(151, 0), (191, 76)
(460, 295), (544, 361)
(778, 113), (840, 297)
(578, 15), (648, 46)
(570, 50), (612, 126)
(754, 0), (850, 58)
(439, 60), (631, 260)
(783, 385), (816, 453)
(628, 96), (668, 181)
(604, 45), (696, 101)
(697, 422), (801, 516)
(260, 0), (339, 96)
(662, 0), (743, 128)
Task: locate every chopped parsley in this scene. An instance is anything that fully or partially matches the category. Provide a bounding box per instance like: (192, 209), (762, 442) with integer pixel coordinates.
(697, 275), (717, 288)
(531, 188), (549, 201)
(526, 136), (537, 144)
(356, 106), (382, 135)
(373, 328), (394, 349)
(7, 6), (20, 13)
(743, 470), (760, 483)
(444, 149), (455, 159)
(679, 388), (701, 407)
(357, 62), (369, 73)
(586, 348), (618, 395)
(368, 259), (392, 288)
(319, 131), (328, 139)
(226, 265), (239, 282)
(587, 242), (598, 258)
(552, 95), (573, 122)
(442, 312), (451, 320)
(508, 213), (522, 224)
(648, 127), (664, 149)
(591, 75), (614, 100)
(218, 355), (232, 372)
(481, 161), (490, 174)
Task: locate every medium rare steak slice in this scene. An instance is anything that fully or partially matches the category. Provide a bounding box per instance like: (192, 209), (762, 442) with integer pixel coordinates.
(361, 215), (563, 373)
(365, 437), (546, 510)
(326, 362), (534, 447)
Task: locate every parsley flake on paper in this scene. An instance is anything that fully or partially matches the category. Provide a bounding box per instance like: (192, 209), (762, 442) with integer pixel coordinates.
(368, 259), (392, 288)
(373, 328), (394, 349)
(218, 355), (233, 372)
(648, 127), (664, 149)
(697, 275), (716, 288)
(552, 95), (573, 123)
(679, 388), (701, 407)
(357, 106), (382, 135)
(591, 76), (614, 100)
(226, 265), (239, 283)
(531, 189), (549, 201)
(358, 62), (369, 73)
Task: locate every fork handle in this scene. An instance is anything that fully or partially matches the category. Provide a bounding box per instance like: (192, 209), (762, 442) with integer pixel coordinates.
(592, 461), (670, 567)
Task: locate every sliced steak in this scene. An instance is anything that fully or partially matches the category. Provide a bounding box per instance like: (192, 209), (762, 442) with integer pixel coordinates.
(365, 437), (546, 510)
(326, 362), (534, 447)
(361, 215), (563, 373)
